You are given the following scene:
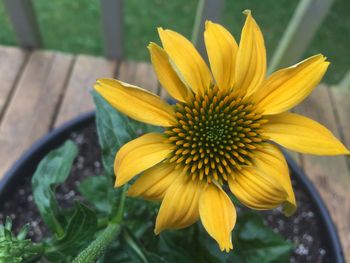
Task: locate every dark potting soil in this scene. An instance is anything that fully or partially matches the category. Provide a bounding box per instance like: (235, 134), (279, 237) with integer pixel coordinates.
(0, 124), (332, 262)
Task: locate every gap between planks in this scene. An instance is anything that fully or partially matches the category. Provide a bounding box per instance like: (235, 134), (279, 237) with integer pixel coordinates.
(53, 54), (117, 128)
(0, 46), (28, 121)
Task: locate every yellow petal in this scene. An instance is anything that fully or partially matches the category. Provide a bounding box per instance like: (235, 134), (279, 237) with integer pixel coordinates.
(263, 112), (350, 155)
(95, 78), (175, 127)
(199, 184), (236, 252)
(155, 174), (205, 233)
(254, 143), (296, 216)
(128, 162), (176, 201)
(148, 43), (189, 102)
(114, 133), (173, 187)
(158, 28), (212, 94)
(255, 55), (329, 115)
(228, 167), (288, 210)
(204, 21), (238, 92)
(235, 10), (266, 96)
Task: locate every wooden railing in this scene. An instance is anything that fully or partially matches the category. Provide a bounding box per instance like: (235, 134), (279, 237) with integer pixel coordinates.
(3, 0), (348, 88)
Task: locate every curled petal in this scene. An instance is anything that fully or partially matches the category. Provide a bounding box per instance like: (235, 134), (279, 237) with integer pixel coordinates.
(95, 78), (175, 127)
(114, 133), (173, 187)
(263, 112), (350, 155)
(155, 174), (205, 233)
(228, 167), (288, 210)
(255, 143), (296, 216)
(199, 184), (236, 252)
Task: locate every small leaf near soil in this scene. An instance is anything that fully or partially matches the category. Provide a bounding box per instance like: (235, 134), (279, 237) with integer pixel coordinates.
(31, 140), (78, 237)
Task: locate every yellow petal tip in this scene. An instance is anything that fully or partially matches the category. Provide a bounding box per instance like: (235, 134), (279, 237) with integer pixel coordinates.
(114, 180), (120, 188)
(205, 20), (213, 28)
(114, 172), (124, 188)
(154, 227), (161, 235)
(157, 27), (165, 35)
(242, 9), (251, 16)
(147, 42), (156, 49)
(282, 202), (297, 217)
(219, 241), (233, 252)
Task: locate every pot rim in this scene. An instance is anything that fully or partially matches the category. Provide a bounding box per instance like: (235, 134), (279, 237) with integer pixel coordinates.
(0, 111), (344, 262)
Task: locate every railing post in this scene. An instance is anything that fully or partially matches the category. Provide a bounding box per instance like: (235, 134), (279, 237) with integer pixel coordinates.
(3, 0), (42, 49)
(192, 0), (225, 59)
(100, 0), (124, 60)
(268, 0), (334, 74)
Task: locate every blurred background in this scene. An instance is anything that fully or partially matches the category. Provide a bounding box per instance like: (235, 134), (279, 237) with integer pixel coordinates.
(0, 0), (349, 84)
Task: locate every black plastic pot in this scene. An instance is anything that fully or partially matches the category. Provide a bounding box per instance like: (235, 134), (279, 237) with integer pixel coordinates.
(0, 111), (345, 263)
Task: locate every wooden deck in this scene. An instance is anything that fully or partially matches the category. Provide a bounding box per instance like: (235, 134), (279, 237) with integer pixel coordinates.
(0, 45), (349, 261)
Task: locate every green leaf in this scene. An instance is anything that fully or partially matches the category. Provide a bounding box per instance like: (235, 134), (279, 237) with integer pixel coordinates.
(31, 140), (78, 237)
(45, 202), (97, 261)
(233, 212), (293, 263)
(92, 90), (136, 176)
(78, 175), (117, 214)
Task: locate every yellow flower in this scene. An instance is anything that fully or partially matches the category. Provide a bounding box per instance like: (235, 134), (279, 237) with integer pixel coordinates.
(95, 10), (349, 252)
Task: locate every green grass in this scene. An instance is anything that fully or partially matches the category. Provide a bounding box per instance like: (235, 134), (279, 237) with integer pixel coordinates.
(0, 0), (348, 84)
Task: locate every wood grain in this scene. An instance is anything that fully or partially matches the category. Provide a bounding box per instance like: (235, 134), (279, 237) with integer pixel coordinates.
(330, 87), (350, 168)
(0, 51), (73, 177)
(54, 55), (117, 127)
(294, 85), (350, 262)
(0, 46), (27, 116)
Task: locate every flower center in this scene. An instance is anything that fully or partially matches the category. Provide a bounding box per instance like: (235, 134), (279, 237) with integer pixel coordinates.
(165, 87), (267, 184)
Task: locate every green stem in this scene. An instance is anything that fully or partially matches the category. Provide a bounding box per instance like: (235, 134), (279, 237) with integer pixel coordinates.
(111, 185), (128, 224)
(71, 185), (128, 262)
(71, 223), (121, 263)
(191, 0), (205, 44)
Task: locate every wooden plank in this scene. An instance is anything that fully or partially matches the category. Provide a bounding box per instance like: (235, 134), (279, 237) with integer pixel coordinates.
(294, 85), (350, 262)
(338, 69), (350, 90)
(100, 0), (123, 59)
(330, 87), (350, 169)
(192, 0), (225, 59)
(268, 0), (334, 73)
(159, 85), (171, 100)
(118, 61), (158, 94)
(0, 46), (27, 116)
(3, 0), (42, 48)
(54, 55), (117, 127)
(0, 51), (73, 177)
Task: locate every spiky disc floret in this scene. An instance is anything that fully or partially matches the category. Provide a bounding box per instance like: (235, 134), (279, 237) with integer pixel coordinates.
(165, 86), (268, 184)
